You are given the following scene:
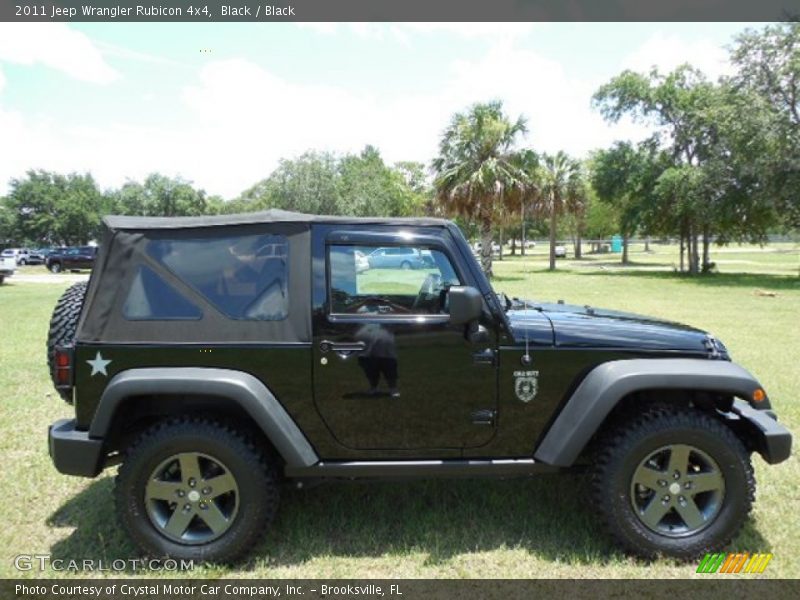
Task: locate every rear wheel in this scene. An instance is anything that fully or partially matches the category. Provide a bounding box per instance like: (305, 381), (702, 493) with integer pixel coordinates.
(115, 418), (279, 563)
(400, 261), (411, 270)
(46, 281), (88, 400)
(592, 406), (754, 560)
(49, 262), (62, 273)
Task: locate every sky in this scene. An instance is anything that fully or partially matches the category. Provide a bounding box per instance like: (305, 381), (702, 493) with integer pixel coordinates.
(0, 22), (760, 199)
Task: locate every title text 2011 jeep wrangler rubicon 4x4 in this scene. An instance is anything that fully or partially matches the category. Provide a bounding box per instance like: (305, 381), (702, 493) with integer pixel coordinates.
(46, 211), (791, 563)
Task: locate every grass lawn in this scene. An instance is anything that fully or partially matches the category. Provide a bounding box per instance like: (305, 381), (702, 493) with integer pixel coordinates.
(0, 242), (797, 579)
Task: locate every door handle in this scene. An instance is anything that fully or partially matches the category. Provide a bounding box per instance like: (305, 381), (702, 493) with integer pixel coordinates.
(472, 348), (496, 366)
(319, 340), (366, 354)
(471, 409), (496, 426)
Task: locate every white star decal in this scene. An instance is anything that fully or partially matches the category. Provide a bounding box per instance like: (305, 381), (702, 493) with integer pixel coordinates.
(86, 351), (112, 377)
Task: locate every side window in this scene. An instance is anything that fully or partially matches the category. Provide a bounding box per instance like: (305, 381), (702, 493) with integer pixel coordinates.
(148, 234), (289, 321)
(123, 266), (202, 320)
(329, 245), (461, 316)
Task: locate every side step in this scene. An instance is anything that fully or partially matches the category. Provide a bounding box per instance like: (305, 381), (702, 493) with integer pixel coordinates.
(285, 458), (555, 479)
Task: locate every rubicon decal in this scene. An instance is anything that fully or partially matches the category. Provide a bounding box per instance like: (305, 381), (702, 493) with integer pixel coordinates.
(696, 552), (773, 574)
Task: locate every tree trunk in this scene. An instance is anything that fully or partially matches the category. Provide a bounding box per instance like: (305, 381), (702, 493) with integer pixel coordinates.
(687, 222), (699, 275)
(644, 236), (650, 252)
(521, 204), (526, 257)
(686, 221), (693, 274)
(575, 231), (582, 259)
(480, 207), (493, 278)
(679, 229), (685, 273)
(548, 204), (557, 271)
(510, 236), (516, 256)
(622, 234), (629, 265)
(498, 225), (504, 261)
(693, 234), (700, 274)
(702, 226), (710, 272)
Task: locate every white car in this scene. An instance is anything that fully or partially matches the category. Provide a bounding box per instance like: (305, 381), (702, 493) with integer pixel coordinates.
(554, 245), (567, 258)
(473, 241), (501, 255)
(0, 254), (16, 284)
(1, 248), (31, 265)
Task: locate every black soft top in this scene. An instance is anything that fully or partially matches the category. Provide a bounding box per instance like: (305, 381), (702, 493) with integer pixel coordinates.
(103, 209), (451, 231)
(79, 211), (454, 345)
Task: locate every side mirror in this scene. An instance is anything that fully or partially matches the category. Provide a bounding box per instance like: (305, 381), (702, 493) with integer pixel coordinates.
(448, 286), (483, 324)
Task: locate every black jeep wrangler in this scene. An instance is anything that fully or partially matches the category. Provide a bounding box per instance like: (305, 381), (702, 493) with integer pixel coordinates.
(47, 210), (791, 563)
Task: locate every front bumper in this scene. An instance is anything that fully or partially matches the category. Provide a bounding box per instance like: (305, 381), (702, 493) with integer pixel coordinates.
(48, 418), (104, 477)
(723, 400), (792, 464)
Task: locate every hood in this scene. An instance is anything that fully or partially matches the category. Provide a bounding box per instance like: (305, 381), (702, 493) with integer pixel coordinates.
(507, 299), (715, 354)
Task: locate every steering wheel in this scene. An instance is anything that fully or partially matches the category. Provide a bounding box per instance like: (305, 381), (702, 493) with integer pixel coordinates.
(412, 273), (442, 310)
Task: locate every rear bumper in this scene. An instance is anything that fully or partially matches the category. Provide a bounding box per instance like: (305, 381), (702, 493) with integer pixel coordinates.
(725, 400), (792, 464)
(48, 418), (104, 477)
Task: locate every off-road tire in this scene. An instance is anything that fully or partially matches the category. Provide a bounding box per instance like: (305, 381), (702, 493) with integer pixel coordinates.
(592, 405), (754, 560)
(115, 418), (279, 563)
(46, 280), (88, 400)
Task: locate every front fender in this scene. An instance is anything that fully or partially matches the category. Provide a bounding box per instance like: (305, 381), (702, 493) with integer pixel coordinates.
(534, 358), (772, 467)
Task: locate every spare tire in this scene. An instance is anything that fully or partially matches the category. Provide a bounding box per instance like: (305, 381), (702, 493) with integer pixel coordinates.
(47, 281), (88, 400)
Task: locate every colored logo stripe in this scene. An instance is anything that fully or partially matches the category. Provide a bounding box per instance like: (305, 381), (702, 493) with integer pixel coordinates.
(697, 552), (772, 574)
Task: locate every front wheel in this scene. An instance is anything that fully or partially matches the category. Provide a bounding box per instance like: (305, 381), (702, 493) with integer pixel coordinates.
(49, 262), (62, 273)
(592, 406), (754, 560)
(115, 418), (279, 563)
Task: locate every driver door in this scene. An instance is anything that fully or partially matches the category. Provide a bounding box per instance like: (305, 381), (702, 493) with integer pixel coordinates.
(312, 236), (498, 452)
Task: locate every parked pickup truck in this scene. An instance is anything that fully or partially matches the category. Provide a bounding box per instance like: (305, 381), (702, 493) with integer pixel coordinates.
(46, 246), (98, 273)
(0, 255), (16, 284)
(46, 210), (792, 563)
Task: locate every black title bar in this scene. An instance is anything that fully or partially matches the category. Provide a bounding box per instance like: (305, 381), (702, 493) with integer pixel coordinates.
(2, 0), (799, 22)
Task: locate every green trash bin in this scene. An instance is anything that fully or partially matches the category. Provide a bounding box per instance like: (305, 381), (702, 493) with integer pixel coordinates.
(611, 235), (622, 253)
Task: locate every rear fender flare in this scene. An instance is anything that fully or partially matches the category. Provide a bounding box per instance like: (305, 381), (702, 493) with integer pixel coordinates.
(90, 367), (318, 468)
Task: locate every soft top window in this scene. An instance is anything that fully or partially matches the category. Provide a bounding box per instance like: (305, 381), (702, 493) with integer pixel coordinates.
(147, 234), (289, 321)
(123, 265), (202, 321)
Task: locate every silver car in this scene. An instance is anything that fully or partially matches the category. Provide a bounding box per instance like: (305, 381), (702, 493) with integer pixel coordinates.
(367, 247), (426, 270)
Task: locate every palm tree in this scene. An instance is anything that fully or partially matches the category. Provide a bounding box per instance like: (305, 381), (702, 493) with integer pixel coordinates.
(432, 101), (530, 278)
(536, 152), (586, 271)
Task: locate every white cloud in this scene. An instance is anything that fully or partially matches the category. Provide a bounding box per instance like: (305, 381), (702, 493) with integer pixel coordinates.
(399, 23), (536, 39)
(0, 27), (682, 199)
(622, 32), (732, 81)
(0, 23), (118, 84)
(297, 22), (536, 42)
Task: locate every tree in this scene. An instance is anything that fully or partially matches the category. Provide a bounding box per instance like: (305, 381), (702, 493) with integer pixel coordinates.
(237, 151), (341, 215)
(592, 65), (775, 272)
(591, 142), (669, 267)
(536, 151), (585, 270)
(730, 23), (800, 229)
(394, 161), (432, 216)
(5, 170), (105, 245)
(234, 148), (422, 218)
(112, 174), (209, 217)
(432, 101), (530, 277)
(338, 146), (421, 217)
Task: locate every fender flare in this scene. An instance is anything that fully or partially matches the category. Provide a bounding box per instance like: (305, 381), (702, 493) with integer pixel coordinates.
(533, 358), (767, 467)
(90, 367), (319, 468)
